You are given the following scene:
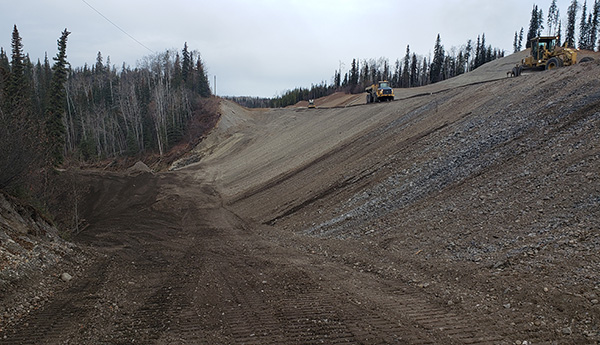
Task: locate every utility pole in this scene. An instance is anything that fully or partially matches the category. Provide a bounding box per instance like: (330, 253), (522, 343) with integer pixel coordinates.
(214, 75), (217, 96)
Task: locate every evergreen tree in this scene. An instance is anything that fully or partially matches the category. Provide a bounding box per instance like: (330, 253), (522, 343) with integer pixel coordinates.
(591, 0), (600, 50)
(0, 48), (8, 112)
(95, 51), (103, 74)
(402, 45), (410, 87)
(526, 5), (540, 47)
(391, 59), (400, 87)
(182, 42), (192, 84)
(537, 8), (545, 36)
(579, 0), (589, 48)
(381, 58), (389, 82)
(456, 50), (465, 75)
(518, 27), (524, 50)
(45, 29), (71, 166)
(410, 53), (418, 87)
(361, 59), (370, 86)
(477, 34), (487, 68)
(349, 58), (358, 90)
(172, 52), (182, 88)
(5, 25), (29, 113)
(513, 31), (519, 53)
(430, 34), (444, 84)
(566, 0), (579, 48)
(473, 35), (481, 70)
(421, 57), (429, 86)
(464, 39), (472, 72)
(548, 0), (560, 35)
(557, 20), (563, 45)
(195, 56), (211, 97)
(1, 26), (39, 189)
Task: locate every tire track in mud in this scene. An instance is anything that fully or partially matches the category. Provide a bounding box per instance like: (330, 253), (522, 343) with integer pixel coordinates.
(1, 173), (517, 344)
(0, 260), (110, 345)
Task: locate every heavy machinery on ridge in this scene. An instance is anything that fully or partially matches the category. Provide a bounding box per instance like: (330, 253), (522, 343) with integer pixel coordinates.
(365, 81), (394, 103)
(511, 36), (580, 76)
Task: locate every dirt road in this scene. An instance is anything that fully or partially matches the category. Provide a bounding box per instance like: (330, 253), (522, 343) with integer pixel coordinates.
(2, 54), (600, 344)
(1, 170), (507, 344)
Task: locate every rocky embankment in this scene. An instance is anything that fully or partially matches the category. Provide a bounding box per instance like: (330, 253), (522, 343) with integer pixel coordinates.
(0, 192), (93, 332)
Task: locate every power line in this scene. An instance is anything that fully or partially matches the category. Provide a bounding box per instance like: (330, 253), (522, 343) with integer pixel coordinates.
(81, 0), (154, 54)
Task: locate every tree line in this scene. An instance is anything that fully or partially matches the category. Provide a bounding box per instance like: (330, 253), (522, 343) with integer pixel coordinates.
(266, 33), (504, 108)
(514, 0), (600, 52)
(0, 25), (214, 194)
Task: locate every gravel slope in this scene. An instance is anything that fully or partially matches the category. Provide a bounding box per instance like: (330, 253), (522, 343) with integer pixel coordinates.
(215, 57), (600, 343)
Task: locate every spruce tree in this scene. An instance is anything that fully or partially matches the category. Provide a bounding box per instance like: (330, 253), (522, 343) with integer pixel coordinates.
(557, 20), (563, 45)
(518, 28), (524, 50)
(473, 36), (481, 70)
(456, 50), (465, 75)
(526, 5), (540, 47)
(410, 54), (418, 87)
(349, 58), (358, 89)
(402, 45), (410, 87)
(537, 8), (545, 36)
(172, 52), (182, 88)
(421, 57), (429, 86)
(195, 57), (211, 97)
(1, 26), (38, 189)
(475, 34), (487, 68)
(548, 0), (560, 35)
(0, 48), (7, 110)
(591, 0), (599, 50)
(464, 40), (472, 72)
(536, 8), (544, 36)
(566, 0), (579, 48)
(95, 51), (103, 74)
(182, 42), (191, 84)
(46, 29), (70, 166)
(430, 34), (444, 84)
(5, 25), (28, 114)
(579, 1), (589, 49)
(392, 59), (400, 87)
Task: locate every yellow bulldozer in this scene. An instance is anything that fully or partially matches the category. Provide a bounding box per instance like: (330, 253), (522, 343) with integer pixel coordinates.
(511, 36), (581, 76)
(365, 81), (394, 103)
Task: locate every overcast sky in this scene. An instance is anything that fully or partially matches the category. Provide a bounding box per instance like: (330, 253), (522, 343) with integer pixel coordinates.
(1, 0), (578, 97)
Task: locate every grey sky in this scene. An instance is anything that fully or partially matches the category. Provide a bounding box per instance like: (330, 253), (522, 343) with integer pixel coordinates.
(1, 0), (577, 97)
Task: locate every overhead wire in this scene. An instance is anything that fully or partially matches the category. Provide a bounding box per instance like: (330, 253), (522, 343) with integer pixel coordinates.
(80, 0), (154, 54)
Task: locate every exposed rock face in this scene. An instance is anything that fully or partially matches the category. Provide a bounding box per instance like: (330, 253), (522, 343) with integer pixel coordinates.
(0, 192), (92, 331)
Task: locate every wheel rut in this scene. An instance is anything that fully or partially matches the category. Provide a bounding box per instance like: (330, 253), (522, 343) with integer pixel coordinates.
(1, 172), (513, 344)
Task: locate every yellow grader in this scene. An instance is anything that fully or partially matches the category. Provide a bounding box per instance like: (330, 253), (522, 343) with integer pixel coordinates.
(511, 36), (582, 76)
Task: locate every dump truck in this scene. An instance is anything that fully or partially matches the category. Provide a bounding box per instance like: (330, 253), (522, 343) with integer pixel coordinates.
(511, 36), (579, 76)
(365, 81), (394, 103)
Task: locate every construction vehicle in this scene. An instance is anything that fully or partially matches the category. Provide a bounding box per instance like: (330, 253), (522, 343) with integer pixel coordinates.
(308, 99), (315, 108)
(511, 36), (578, 76)
(365, 81), (394, 103)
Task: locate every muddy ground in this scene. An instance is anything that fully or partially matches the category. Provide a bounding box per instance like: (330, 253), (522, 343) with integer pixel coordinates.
(1, 52), (600, 344)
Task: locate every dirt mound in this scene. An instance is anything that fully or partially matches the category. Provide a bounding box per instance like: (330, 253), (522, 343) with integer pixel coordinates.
(127, 161), (152, 175)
